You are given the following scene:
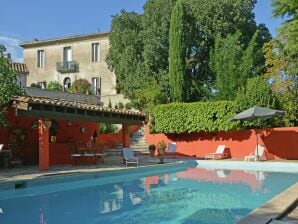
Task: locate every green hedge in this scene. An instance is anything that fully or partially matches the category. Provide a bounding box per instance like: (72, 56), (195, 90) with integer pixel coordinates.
(150, 101), (239, 134)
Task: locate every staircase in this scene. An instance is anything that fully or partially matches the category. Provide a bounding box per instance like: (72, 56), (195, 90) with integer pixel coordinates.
(129, 126), (149, 154)
(105, 125), (148, 163)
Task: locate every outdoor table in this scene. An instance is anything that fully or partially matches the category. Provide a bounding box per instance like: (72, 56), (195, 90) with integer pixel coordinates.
(70, 151), (106, 165)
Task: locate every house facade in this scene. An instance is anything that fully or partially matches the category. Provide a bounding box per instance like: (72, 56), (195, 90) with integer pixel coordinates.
(20, 32), (127, 106)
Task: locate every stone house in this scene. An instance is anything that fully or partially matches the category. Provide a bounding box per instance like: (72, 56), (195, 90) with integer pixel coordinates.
(19, 32), (127, 107)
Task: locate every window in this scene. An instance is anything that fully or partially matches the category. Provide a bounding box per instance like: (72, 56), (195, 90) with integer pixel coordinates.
(37, 50), (45, 67)
(92, 77), (101, 95)
(37, 81), (47, 89)
(91, 43), (100, 62)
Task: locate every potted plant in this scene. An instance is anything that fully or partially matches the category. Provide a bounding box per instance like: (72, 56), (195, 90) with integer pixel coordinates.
(148, 144), (156, 157)
(157, 140), (166, 164)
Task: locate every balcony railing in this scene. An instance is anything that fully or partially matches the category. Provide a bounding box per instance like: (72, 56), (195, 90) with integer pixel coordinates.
(56, 61), (79, 73)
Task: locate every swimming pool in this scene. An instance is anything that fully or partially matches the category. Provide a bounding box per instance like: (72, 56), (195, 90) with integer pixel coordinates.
(0, 162), (297, 224)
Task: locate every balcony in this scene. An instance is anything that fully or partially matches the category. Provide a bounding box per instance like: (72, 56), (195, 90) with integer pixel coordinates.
(56, 61), (79, 73)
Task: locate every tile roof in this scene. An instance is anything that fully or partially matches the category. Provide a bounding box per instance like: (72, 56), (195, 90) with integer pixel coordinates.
(12, 96), (145, 117)
(19, 32), (110, 48)
(12, 63), (29, 74)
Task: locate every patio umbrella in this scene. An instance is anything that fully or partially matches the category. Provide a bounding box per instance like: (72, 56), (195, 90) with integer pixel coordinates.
(229, 106), (285, 160)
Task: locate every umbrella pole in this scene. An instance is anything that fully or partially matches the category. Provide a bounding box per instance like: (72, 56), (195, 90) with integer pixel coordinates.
(256, 129), (259, 161)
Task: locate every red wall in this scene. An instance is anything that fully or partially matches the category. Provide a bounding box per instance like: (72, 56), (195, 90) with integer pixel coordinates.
(145, 126), (298, 160)
(0, 107), (141, 166)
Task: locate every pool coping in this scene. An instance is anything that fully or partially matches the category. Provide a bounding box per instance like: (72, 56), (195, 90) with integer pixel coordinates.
(236, 183), (298, 224)
(0, 161), (196, 191)
(196, 160), (298, 173)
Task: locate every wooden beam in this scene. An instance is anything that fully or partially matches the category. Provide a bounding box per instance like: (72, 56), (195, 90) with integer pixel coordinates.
(16, 109), (144, 124)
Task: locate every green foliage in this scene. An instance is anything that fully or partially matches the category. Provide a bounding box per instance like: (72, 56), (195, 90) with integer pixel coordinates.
(99, 123), (118, 134)
(108, 99), (112, 108)
(264, 41), (298, 126)
(210, 30), (264, 100)
(150, 101), (239, 134)
(0, 45), (22, 126)
(235, 76), (281, 128)
(269, 0), (298, 126)
(69, 79), (91, 94)
(169, 0), (187, 102)
(125, 102), (133, 110)
(106, 10), (145, 100)
(107, 0), (266, 107)
(272, 0), (298, 59)
(132, 79), (165, 113)
(148, 144), (156, 151)
(118, 102), (124, 110)
(47, 81), (62, 91)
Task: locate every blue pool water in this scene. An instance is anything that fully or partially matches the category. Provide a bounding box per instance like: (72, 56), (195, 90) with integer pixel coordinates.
(0, 164), (297, 224)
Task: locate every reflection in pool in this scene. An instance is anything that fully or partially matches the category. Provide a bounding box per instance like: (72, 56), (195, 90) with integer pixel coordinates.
(0, 167), (297, 224)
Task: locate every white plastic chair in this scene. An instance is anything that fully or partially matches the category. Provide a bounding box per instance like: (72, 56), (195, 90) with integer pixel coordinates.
(205, 145), (228, 160)
(123, 148), (138, 166)
(167, 142), (176, 154)
(244, 145), (265, 161)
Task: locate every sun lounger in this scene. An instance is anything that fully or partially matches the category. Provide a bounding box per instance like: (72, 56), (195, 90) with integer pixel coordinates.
(205, 145), (228, 160)
(244, 145), (265, 161)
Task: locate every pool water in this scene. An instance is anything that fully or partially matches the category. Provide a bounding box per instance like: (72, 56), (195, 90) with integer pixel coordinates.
(0, 166), (297, 224)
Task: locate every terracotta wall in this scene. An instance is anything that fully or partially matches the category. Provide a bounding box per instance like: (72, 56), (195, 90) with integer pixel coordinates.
(145, 126), (298, 160)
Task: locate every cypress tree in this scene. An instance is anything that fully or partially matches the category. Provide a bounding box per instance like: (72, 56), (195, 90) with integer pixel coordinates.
(169, 0), (186, 102)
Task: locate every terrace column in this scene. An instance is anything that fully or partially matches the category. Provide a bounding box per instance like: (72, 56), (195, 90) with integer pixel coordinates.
(122, 124), (130, 148)
(38, 119), (51, 171)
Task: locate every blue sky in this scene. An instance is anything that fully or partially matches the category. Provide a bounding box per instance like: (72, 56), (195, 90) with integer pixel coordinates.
(0, 0), (284, 62)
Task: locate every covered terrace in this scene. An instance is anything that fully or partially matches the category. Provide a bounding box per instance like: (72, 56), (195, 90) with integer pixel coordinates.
(1, 88), (145, 171)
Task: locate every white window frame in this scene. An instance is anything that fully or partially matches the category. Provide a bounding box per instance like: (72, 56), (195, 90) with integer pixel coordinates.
(37, 50), (45, 68)
(91, 43), (100, 62)
(92, 77), (101, 95)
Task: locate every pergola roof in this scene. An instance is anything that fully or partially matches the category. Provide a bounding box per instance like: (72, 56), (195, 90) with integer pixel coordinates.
(12, 96), (146, 124)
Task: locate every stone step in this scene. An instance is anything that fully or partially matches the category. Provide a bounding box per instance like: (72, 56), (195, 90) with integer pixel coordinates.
(130, 142), (148, 145)
(130, 137), (146, 141)
(130, 146), (149, 150)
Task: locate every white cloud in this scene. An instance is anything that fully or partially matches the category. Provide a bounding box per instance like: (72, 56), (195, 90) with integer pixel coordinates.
(0, 36), (23, 63)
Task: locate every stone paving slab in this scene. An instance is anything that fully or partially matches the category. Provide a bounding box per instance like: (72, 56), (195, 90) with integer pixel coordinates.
(237, 183), (298, 224)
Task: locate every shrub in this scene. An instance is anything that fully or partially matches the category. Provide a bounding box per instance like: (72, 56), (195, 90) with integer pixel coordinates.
(99, 123), (118, 134)
(69, 79), (91, 94)
(118, 102), (124, 109)
(150, 101), (239, 134)
(47, 81), (62, 91)
(125, 102), (133, 110)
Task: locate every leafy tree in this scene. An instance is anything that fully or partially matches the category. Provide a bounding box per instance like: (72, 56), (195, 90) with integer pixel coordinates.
(0, 45), (22, 126)
(69, 79), (91, 94)
(235, 75), (280, 128)
(169, 0), (187, 102)
(272, 0), (298, 59)
(132, 79), (164, 113)
(210, 30), (262, 100)
(263, 1), (298, 126)
(106, 10), (145, 99)
(107, 0), (269, 106)
(47, 81), (62, 91)
(141, 0), (177, 101)
(263, 41), (297, 126)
